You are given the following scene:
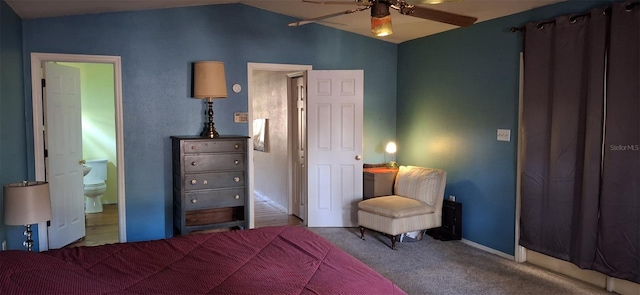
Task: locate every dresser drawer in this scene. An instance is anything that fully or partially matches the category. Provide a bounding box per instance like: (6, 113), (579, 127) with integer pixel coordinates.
(184, 154), (245, 172)
(184, 171), (245, 190)
(183, 140), (245, 154)
(184, 188), (245, 210)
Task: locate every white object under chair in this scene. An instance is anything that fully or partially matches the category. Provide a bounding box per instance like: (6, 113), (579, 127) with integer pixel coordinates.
(358, 165), (447, 249)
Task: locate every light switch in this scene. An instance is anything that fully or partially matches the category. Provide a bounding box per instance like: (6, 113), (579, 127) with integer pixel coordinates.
(234, 112), (248, 123)
(497, 129), (511, 142)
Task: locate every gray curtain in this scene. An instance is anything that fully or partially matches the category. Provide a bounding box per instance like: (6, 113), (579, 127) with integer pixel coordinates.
(593, 2), (639, 283)
(521, 1), (639, 284)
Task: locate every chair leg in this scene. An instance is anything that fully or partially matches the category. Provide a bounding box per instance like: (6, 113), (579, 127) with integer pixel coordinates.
(390, 235), (398, 250)
(359, 226), (365, 240)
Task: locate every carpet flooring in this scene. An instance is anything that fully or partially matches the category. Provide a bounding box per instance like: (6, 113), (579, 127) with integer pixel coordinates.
(309, 227), (611, 295)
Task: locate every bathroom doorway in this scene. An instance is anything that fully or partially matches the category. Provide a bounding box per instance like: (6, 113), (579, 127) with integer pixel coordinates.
(31, 53), (126, 251)
(59, 62), (118, 247)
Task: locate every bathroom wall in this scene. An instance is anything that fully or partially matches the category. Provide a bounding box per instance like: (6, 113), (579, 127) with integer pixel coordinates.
(252, 70), (290, 209)
(60, 62), (117, 204)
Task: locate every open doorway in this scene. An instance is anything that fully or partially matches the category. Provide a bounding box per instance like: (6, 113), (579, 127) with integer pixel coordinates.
(31, 53), (126, 251)
(247, 63), (311, 228)
(57, 61), (118, 247)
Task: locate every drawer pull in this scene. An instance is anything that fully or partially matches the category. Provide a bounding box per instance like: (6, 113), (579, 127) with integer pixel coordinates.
(234, 176), (240, 183)
(234, 144), (240, 149)
(191, 161), (197, 166)
(234, 160), (239, 165)
(234, 195), (240, 200)
(190, 179), (197, 185)
(191, 199), (197, 204)
(190, 145), (196, 150)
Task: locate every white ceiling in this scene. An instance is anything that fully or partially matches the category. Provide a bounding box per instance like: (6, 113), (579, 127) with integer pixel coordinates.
(5, 0), (562, 43)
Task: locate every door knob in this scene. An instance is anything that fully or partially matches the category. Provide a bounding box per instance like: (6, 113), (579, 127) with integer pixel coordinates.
(355, 155), (362, 160)
(79, 159), (86, 165)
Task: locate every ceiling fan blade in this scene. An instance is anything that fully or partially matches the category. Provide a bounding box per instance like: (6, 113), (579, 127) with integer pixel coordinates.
(400, 5), (477, 27)
(288, 7), (370, 27)
(302, 0), (372, 6)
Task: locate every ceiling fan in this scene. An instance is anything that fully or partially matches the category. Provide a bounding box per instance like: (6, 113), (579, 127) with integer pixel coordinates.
(288, 0), (478, 37)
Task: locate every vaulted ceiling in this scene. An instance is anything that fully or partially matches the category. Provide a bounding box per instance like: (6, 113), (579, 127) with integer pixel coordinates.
(5, 0), (562, 43)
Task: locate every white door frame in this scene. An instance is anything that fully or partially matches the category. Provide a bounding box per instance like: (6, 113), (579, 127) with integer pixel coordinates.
(31, 52), (126, 251)
(246, 62), (312, 228)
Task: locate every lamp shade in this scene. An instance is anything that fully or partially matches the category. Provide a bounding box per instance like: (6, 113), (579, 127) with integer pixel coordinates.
(371, 2), (392, 37)
(385, 142), (397, 154)
(3, 181), (52, 225)
(193, 61), (227, 99)
(371, 15), (393, 37)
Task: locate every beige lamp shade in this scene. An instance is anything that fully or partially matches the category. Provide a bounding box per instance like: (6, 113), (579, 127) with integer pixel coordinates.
(193, 61), (227, 99)
(385, 142), (397, 154)
(3, 181), (52, 225)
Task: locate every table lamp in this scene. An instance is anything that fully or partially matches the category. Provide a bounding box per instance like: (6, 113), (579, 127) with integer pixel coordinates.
(193, 61), (227, 138)
(385, 141), (398, 168)
(3, 181), (52, 251)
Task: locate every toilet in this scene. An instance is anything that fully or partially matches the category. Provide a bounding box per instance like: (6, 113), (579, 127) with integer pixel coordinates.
(84, 159), (108, 214)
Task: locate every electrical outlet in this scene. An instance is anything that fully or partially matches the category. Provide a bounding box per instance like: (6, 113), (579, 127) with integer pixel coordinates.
(449, 195), (456, 202)
(2, 240), (6, 251)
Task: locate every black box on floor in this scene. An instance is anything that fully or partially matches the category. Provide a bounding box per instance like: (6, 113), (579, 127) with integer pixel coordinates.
(427, 200), (462, 241)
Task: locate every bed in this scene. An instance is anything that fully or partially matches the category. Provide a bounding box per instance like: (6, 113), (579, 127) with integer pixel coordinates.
(0, 226), (405, 294)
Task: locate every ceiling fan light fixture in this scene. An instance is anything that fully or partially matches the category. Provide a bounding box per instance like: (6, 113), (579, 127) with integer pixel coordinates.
(371, 15), (393, 36)
(371, 2), (393, 37)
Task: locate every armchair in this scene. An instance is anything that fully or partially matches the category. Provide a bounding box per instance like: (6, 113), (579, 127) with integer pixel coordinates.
(358, 165), (447, 249)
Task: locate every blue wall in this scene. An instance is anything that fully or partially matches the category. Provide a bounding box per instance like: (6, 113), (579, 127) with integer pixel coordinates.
(6, 0), (617, 255)
(396, 0), (614, 255)
(20, 4), (397, 243)
(0, 0), (27, 250)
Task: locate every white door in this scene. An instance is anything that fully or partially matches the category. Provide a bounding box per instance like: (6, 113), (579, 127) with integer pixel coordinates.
(291, 76), (306, 221)
(307, 70), (364, 227)
(44, 62), (86, 249)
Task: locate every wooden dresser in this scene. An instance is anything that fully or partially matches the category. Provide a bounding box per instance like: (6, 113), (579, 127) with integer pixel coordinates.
(363, 167), (398, 200)
(171, 136), (249, 235)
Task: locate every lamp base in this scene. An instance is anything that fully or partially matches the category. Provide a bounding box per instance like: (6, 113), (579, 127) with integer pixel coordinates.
(23, 224), (34, 251)
(387, 161), (398, 169)
(200, 123), (219, 139)
(200, 100), (220, 138)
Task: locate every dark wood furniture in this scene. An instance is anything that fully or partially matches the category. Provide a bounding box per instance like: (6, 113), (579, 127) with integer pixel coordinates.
(363, 167), (398, 200)
(427, 199), (462, 241)
(171, 136), (249, 235)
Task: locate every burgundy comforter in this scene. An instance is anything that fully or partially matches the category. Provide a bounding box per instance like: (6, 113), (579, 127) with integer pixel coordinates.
(0, 226), (405, 294)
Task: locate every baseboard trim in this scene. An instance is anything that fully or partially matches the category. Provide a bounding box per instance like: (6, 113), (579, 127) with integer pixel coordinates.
(461, 239), (515, 261)
(254, 191), (287, 212)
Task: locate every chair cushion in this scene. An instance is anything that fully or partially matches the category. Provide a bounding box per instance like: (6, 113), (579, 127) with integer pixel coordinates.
(394, 165), (446, 206)
(358, 195), (435, 218)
